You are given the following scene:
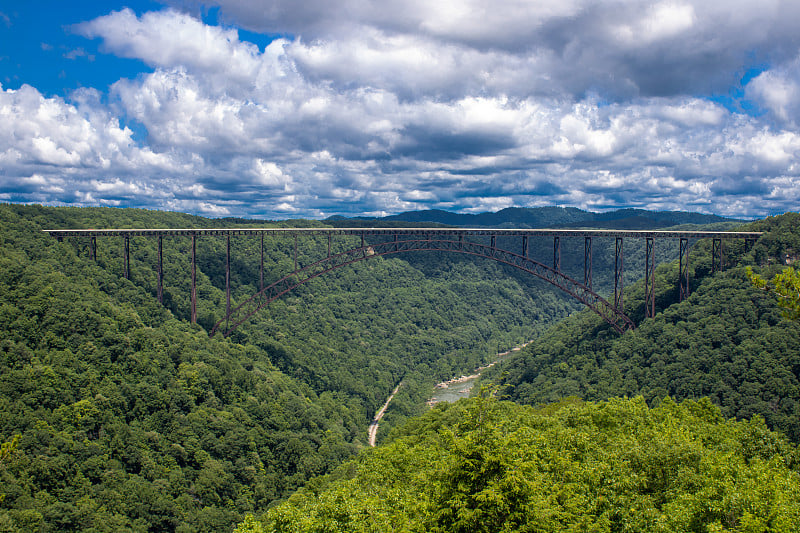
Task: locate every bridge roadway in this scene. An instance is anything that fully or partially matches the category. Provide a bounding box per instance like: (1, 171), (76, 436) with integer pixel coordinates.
(45, 227), (763, 336)
(44, 227), (762, 238)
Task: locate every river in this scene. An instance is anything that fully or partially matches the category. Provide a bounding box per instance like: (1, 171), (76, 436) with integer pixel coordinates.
(427, 340), (533, 406)
(369, 340), (533, 446)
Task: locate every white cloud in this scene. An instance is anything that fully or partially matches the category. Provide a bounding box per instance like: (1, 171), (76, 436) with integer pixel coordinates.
(3, 4), (800, 218)
(746, 56), (800, 126)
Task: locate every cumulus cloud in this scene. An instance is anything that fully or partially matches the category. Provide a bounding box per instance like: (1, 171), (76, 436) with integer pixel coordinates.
(3, 2), (800, 218)
(746, 55), (800, 126)
(180, 0), (800, 99)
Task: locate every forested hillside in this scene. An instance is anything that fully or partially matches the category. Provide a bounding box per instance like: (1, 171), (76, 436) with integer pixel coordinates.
(334, 206), (738, 229)
(492, 212), (800, 442)
(0, 204), (575, 531)
(3, 204), (795, 531)
(248, 395), (800, 532)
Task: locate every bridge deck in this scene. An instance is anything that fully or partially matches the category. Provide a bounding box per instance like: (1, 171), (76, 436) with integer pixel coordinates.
(44, 227), (763, 239)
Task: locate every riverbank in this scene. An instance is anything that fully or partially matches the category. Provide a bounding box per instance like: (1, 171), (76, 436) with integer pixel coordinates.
(427, 340), (534, 406)
(368, 339), (534, 444)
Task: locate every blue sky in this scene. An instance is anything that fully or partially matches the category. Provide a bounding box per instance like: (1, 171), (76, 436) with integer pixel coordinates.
(2, 2), (154, 96)
(2, 0), (800, 219)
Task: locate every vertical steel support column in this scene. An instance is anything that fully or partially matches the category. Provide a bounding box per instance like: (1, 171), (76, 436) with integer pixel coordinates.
(553, 236), (561, 272)
(294, 234), (298, 271)
(522, 235), (528, 258)
(90, 236), (97, 261)
(394, 233), (398, 251)
(191, 234), (197, 324)
(645, 237), (655, 318)
(679, 237), (689, 302)
(259, 233), (264, 295)
(157, 235), (163, 304)
(225, 234), (231, 325)
(361, 233), (365, 249)
(584, 237), (592, 289)
(458, 234), (463, 250)
(491, 235), (496, 249)
(614, 237), (624, 311)
(328, 233), (332, 258)
(123, 234), (130, 279)
(712, 238), (721, 273)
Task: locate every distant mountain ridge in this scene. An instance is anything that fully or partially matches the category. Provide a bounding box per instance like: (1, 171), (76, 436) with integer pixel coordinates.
(327, 207), (743, 230)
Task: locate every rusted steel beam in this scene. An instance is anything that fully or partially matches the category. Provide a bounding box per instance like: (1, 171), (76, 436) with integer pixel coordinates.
(614, 237), (623, 312)
(553, 236), (560, 272)
(584, 236), (592, 290)
(645, 237), (655, 318)
(123, 234), (130, 280)
(679, 237), (690, 302)
(43, 227), (765, 239)
(260, 233), (265, 295)
(191, 234), (197, 324)
(712, 238), (722, 273)
(226, 234), (231, 328)
(157, 235), (163, 304)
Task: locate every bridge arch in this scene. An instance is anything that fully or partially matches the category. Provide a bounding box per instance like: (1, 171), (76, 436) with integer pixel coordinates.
(211, 237), (635, 337)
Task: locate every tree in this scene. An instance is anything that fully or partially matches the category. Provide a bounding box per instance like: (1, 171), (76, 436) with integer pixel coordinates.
(747, 266), (800, 322)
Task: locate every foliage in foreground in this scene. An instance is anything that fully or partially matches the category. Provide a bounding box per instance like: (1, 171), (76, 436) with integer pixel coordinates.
(241, 395), (800, 533)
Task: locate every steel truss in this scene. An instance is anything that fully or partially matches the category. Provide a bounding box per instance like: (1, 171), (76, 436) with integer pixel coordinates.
(210, 238), (635, 337)
(45, 227), (763, 338)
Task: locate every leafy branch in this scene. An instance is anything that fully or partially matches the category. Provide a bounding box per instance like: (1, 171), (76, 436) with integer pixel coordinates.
(746, 266), (800, 322)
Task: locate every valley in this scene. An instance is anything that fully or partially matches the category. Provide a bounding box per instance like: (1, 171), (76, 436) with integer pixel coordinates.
(1, 205), (798, 532)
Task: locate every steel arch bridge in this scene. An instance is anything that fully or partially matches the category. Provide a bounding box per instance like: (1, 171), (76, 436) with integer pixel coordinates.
(45, 227), (762, 337)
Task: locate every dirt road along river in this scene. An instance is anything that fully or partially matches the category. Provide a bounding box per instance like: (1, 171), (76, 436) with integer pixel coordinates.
(368, 382), (402, 447)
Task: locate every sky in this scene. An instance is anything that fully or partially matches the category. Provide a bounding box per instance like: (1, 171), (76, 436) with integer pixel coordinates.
(1, 1), (800, 219)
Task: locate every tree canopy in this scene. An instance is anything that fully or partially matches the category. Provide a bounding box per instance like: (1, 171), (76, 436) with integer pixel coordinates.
(247, 395), (800, 532)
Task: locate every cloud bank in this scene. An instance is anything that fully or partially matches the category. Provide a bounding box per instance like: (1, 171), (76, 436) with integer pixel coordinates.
(3, 1), (800, 218)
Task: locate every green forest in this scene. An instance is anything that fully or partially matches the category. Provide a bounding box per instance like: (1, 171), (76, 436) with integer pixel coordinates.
(0, 204), (573, 531)
(1, 204), (799, 532)
(254, 395), (800, 532)
(491, 212), (800, 442)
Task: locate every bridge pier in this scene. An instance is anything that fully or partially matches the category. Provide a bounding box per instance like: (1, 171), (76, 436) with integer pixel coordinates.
(123, 235), (130, 279)
(191, 234), (197, 324)
(157, 236), (164, 304)
(584, 237), (592, 290)
(226, 235), (231, 329)
(679, 238), (690, 302)
(712, 238), (722, 273)
(553, 237), (560, 271)
(645, 237), (655, 318)
(260, 233), (265, 297)
(614, 237), (624, 311)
